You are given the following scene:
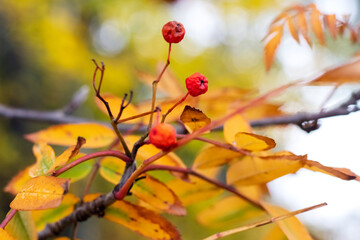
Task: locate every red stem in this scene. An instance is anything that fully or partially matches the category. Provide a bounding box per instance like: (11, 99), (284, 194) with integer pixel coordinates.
(52, 150), (131, 177)
(0, 209), (17, 229)
(161, 92), (190, 123)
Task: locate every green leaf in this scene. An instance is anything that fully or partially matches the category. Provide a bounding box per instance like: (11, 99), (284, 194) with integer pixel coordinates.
(58, 154), (94, 183)
(5, 211), (37, 240)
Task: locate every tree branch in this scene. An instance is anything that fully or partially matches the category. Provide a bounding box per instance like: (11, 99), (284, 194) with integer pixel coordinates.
(1, 89), (359, 133)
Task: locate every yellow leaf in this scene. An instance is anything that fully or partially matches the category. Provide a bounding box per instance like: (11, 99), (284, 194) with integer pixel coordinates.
(46, 137), (85, 174)
(133, 175), (186, 216)
(84, 193), (181, 240)
(0, 229), (15, 240)
(192, 146), (243, 169)
(180, 105), (211, 133)
(227, 154), (305, 185)
(197, 196), (265, 228)
(10, 176), (70, 211)
(4, 166), (32, 195)
(234, 132), (276, 151)
(99, 157), (125, 184)
(264, 25), (283, 70)
(287, 16), (299, 43)
(224, 114), (252, 144)
(167, 178), (223, 206)
(262, 225), (287, 240)
(311, 58), (360, 85)
(324, 14), (337, 39)
(5, 211), (37, 240)
(95, 93), (141, 123)
(32, 193), (80, 231)
(261, 202), (313, 240)
(29, 142), (56, 177)
(310, 5), (325, 45)
(25, 123), (116, 148)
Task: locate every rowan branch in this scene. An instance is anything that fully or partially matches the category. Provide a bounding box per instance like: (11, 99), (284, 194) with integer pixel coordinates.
(1, 89), (359, 133)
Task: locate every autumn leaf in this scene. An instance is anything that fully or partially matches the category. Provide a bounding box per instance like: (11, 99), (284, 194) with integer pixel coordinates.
(305, 160), (360, 181)
(95, 93), (141, 123)
(132, 175), (186, 216)
(264, 25), (283, 70)
(10, 176), (70, 211)
(311, 58), (360, 85)
(32, 193), (80, 231)
(224, 113), (252, 144)
(46, 136), (86, 174)
(25, 123), (116, 148)
(5, 211), (37, 240)
(261, 202), (313, 240)
(57, 154), (94, 183)
(310, 4), (325, 45)
(167, 178), (223, 206)
(84, 194), (181, 240)
(234, 132), (276, 152)
(4, 166), (32, 195)
(287, 15), (299, 43)
(227, 153), (306, 185)
(296, 10), (312, 46)
(99, 157), (125, 184)
(197, 196), (265, 228)
(324, 14), (337, 38)
(180, 105), (211, 133)
(0, 229), (15, 240)
(29, 142), (56, 177)
(192, 145), (243, 169)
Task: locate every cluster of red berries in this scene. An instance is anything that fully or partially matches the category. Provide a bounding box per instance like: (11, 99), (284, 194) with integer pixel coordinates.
(149, 21), (209, 151)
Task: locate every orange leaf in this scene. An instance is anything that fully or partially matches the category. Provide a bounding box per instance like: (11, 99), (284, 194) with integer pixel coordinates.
(324, 14), (337, 39)
(25, 123), (116, 148)
(46, 137), (86, 174)
(264, 25), (283, 70)
(83, 194), (181, 240)
(4, 166), (32, 195)
(133, 175), (186, 216)
(95, 93), (141, 123)
(261, 202), (313, 240)
(305, 160), (360, 181)
(29, 142), (55, 177)
(234, 132), (276, 152)
(0, 229), (15, 240)
(180, 105), (211, 133)
(287, 16), (300, 43)
(311, 58), (360, 85)
(224, 114), (252, 144)
(32, 193), (80, 231)
(296, 10), (312, 46)
(310, 5), (325, 45)
(192, 145), (243, 169)
(227, 153), (306, 185)
(10, 176), (70, 211)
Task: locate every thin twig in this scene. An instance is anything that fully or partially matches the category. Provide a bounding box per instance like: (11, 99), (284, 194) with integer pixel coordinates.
(203, 202), (327, 240)
(161, 92), (189, 123)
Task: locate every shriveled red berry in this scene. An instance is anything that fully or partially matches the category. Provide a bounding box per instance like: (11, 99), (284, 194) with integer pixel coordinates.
(185, 73), (208, 97)
(149, 123), (177, 150)
(162, 21), (185, 44)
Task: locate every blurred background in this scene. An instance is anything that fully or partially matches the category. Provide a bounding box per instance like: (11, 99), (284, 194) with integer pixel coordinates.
(1, 0), (360, 239)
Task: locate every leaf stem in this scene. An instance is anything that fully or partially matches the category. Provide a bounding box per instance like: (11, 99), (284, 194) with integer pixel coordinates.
(203, 202), (327, 240)
(52, 150), (131, 177)
(0, 209), (17, 229)
(161, 92), (190, 123)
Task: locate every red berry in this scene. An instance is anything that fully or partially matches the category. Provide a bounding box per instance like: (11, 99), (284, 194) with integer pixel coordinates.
(149, 123), (177, 150)
(185, 73), (208, 97)
(162, 21), (185, 44)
